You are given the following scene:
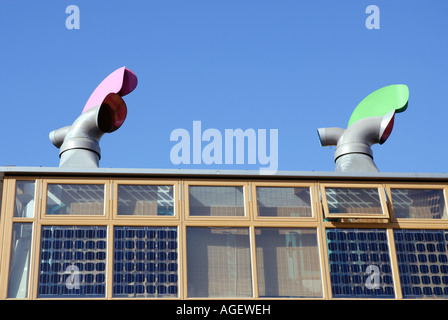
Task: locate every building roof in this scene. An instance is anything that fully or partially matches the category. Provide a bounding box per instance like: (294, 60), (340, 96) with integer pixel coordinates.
(1, 166), (448, 182)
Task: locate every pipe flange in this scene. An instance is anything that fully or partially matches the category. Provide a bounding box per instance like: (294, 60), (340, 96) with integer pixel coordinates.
(334, 142), (373, 161)
(59, 137), (101, 158)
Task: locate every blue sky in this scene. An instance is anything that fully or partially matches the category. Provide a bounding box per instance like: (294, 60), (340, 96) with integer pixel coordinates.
(0, 1), (447, 173)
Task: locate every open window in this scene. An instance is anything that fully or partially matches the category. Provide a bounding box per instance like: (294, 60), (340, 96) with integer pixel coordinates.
(320, 183), (389, 219)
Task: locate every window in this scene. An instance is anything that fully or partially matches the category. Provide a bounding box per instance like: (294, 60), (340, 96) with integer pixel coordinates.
(321, 185), (388, 219)
(255, 228), (323, 298)
(113, 226), (178, 298)
(117, 184), (175, 216)
(326, 228), (395, 298)
(7, 223), (33, 298)
(188, 185), (245, 217)
(14, 180), (36, 218)
(394, 229), (448, 298)
(186, 227), (252, 297)
(390, 188), (447, 219)
(255, 186), (313, 218)
(45, 184), (105, 216)
(8, 180), (36, 298)
(38, 226), (107, 298)
(7, 176), (448, 300)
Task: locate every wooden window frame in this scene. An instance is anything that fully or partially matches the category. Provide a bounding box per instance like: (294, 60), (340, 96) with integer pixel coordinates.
(27, 177), (184, 300)
(40, 178), (111, 220)
(320, 182), (390, 220)
(253, 225), (326, 299)
(181, 180), (327, 300)
(251, 181), (319, 223)
(322, 225), (403, 300)
(0, 177), (41, 300)
(386, 183), (448, 225)
(10, 177), (448, 300)
(0, 177), (330, 300)
(112, 179), (181, 221)
(183, 180), (251, 221)
(182, 224), (254, 299)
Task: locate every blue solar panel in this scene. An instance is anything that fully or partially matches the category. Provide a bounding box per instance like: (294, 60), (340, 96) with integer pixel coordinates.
(394, 229), (448, 298)
(112, 226), (178, 298)
(38, 226), (107, 298)
(326, 228), (395, 298)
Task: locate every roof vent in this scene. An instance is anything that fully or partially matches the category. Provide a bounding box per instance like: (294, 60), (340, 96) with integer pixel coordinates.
(50, 67), (138, 168)
(317, 84), (409, 172)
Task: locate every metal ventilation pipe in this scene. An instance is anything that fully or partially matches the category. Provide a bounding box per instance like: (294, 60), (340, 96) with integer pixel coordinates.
(317, 111), (395, 172)
(50, 93), (127, 167)
(50, 67), (137, 168)
(317, 84), (409, 172)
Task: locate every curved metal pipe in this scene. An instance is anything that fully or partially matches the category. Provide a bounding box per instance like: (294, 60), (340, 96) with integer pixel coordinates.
(49, 93), (126, 168)
(317, 111), (395, 172)
(49, 66), (137, 168)
(317, 127), (345, 147)
(49, 126), (71, 148)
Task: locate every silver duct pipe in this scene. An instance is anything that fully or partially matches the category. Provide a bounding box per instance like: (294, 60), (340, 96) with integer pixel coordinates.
(50, 93), (127, 168)
(317, 110), (395, 172)
(50, 67), (137, 168)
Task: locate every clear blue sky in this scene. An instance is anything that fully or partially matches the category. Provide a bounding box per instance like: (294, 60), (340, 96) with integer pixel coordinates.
(0, 1), (447, 173)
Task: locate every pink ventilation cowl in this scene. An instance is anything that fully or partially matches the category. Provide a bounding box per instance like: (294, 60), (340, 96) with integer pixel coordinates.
(82, 66), (138, 113)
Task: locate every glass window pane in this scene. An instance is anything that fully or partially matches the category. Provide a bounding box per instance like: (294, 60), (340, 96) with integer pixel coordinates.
(391, 189), (447, 219)
(113, 226), (178, 298)
(256, 187), (312, 217)
(38, 226), (107, 298)
(117, 185), (174, 216)
(325, 187), (383, 215)
(8, 223), (33, 298)
(255, 228), (322, 298)
(14, 180), (35, 218)
(187, 227), (252, 297)
(394, 229), (448, 298)
(189, 186), (245, 216)
(46, 184), (105, 215)
(326, 228), (395, 298)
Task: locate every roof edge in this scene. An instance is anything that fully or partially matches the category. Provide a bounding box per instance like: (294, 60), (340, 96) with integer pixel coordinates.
(1, 166), (448, 182)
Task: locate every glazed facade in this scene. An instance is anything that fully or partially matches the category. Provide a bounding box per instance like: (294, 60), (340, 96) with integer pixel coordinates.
(1, 169), (447, 299)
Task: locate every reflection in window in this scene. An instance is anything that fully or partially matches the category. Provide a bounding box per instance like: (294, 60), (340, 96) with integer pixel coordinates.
(256, 187), (312, 217)
(326, 228), (395, 298)
(38, 226), (107, 298)
(117, 185), (174, 216)
(113, 226), (178, 298)
(189, 186), (245, 216)
(255, 228), (322, 297)
(325, 187), (383, 215)
(14, 180), (35, 218)
(394, 229), (448, 298)
(8, 223), (33, 298)
(187, 227), (252, 297)
(46, 184), (105, 215)
(391, 189), (447, 219)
